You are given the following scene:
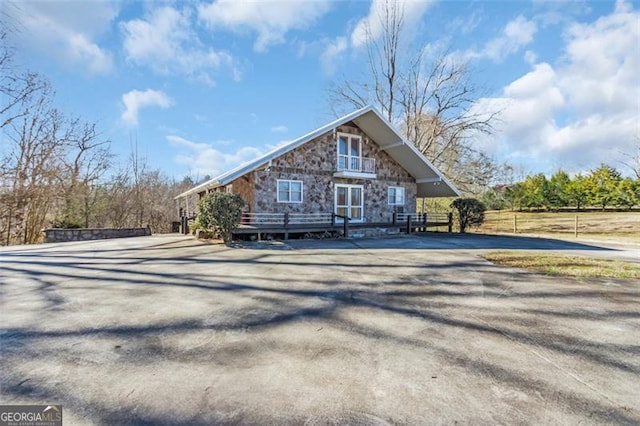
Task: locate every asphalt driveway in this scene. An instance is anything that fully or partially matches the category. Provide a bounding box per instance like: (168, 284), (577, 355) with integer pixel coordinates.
(1, 234), (639, 424)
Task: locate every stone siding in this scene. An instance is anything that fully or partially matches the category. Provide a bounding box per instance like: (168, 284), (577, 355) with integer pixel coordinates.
(249, 122), (417, 222)
(43, 227), (151, 243)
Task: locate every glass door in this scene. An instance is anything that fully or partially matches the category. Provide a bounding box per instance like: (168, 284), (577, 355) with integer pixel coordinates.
(335, 184), (363, 222)
(337, 135), (362, 171)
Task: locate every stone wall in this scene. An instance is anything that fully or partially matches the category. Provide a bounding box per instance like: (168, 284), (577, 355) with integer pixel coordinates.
(250, 122), (417, 222)
(43, 227), (151, 243)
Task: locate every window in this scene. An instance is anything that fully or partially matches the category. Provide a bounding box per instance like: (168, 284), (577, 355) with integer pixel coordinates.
(277, 180), (303, 203)
(388, 186), (405, 205)
(337, 133), (362, 171)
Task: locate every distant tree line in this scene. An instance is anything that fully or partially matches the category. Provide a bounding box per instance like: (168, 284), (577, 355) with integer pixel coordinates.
(0, 22), (194, 245)
(482, 164), (640, 211)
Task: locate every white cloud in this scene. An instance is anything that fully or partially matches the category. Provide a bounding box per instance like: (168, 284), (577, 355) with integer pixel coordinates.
(11, 1), (116, 74)
(470, 63), (565, 156)
(167, 135), (262, 177)
(319, 0), (433, 76)
(524, 50), (538, 64)
(198, 0), (331, 52)
(458, 15), (538, 63)
(350, 0), (434, 48)
(121, 6), (238, 84)
(471, 1), (639, 172)
(320, 37), (348, 75)
(559, 0), (639, 115)
(270, 125), (288, 133)
(121, 89), (173, 127)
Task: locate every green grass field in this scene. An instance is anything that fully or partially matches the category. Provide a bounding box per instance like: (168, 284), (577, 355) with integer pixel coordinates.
(472, 210), (639, 241)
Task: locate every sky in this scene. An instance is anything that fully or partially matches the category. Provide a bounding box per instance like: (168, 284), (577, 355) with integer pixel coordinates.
(5, 0), (640, 181)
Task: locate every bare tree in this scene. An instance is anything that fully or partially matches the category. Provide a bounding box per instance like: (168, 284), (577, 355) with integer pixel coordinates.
(328, 0), (500, 195)
(1, 15), (47, 129)
(56, 121), (113, 227)
(328, 1), (403, 122)
(619, 138), (640, 179)
(2, 83), (66, 244)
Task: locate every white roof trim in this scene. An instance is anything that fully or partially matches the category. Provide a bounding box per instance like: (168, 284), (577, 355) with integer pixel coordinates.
(360, 108), (460, 198)
(175, 105), (460, 199)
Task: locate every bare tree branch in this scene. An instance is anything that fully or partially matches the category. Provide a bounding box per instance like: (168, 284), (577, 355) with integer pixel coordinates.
(328, 0), (501, 195)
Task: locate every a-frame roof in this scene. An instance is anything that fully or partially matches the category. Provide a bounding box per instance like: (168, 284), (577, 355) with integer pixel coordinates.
(175, 106), (460, 199)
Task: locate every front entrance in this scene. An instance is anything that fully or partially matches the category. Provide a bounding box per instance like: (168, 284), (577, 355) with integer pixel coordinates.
(335, 184), (363, 222)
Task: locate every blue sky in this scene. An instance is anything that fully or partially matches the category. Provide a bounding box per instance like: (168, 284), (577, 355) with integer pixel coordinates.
(6, 0), (639, 181)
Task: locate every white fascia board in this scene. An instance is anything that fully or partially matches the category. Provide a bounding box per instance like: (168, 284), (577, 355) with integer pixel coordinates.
(175, 106), (376, 200)
(361, 108), (461, 197)
(416, 177), (442, 184)
(379, 140), (405, 150)
(174, 180), (221, 199)
(405, 142), (461, 197)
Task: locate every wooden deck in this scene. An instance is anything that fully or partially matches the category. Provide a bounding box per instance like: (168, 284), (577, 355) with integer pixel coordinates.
(180, 212), (452, 239)
(234, 212), (452, 239)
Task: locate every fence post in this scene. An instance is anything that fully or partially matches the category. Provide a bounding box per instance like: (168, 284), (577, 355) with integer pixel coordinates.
(513, 214), (517, 234)
(406, 214), (412, 234)
(392, 212), (397, 225)
(343, 217), (349, 238)
(283, 212), (289, 240)
(331, 213), (336, 226)
(422, 212), (427, 232)
(447, 213), (453, 233)
(574, 215), (578, 238)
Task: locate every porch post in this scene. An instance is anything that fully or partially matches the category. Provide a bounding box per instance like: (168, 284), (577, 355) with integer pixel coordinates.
(284, 212), (289, 240)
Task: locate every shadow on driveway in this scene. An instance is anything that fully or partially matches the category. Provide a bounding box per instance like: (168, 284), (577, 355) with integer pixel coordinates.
(282, 232), (616, 251)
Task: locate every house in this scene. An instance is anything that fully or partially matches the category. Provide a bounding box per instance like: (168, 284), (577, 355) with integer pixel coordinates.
(174, 106), (459, 232)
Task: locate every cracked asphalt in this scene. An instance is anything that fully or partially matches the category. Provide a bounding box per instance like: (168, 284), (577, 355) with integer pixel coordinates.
(1, 234), (639, 425)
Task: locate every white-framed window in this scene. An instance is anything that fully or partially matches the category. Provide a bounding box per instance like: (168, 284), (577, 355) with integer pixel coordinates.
(337, 133), (363, 171)
(277, 179), (303, 203)
(388, 186), (405, 205)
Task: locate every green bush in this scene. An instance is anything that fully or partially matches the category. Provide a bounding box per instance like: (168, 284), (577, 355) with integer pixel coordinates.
(451, 198), (486, 233)
(197, 192), (244, 243)
(51, 218), (83, 229)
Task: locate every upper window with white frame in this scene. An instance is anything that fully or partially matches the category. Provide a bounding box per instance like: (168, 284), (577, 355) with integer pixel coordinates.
(388, 186), (405, 205)
(277, 179), (303, 203)
(337, 133), (363, 171)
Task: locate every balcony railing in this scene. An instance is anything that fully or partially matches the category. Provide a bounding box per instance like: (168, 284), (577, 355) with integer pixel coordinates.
(337, 155), (376, 174)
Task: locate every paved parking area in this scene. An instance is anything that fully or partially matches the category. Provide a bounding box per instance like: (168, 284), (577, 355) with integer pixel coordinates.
(1, 234), (639, 424)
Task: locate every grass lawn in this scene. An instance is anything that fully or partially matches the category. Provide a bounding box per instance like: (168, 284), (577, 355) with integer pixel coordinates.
(474, 210), (639, 241)
(481, 251), (640, 279)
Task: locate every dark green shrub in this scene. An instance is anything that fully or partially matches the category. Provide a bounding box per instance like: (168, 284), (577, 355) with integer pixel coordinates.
(451, 198), (486, 233)
(51, 219), (82, 229)
(197, 192), (244, 243)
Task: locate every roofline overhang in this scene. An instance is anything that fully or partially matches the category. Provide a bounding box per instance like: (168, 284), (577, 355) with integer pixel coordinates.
(175, 105), (461, 200)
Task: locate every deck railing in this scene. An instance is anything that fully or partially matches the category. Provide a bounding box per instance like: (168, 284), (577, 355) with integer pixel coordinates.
(241, 212), (335, 226)
(241, 212), (451, 229)
(394, 212), (450, 224)
(181, 211), (452, 236)
(336, 155), (376, 173)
